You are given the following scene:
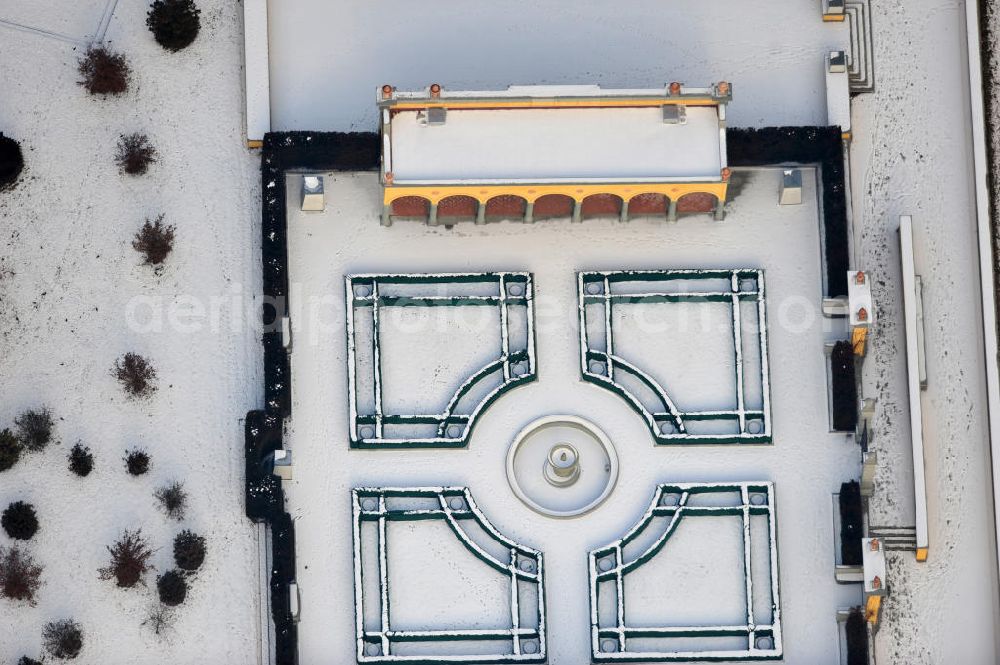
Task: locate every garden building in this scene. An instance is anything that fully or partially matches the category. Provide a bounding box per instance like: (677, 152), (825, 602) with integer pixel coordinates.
(378, 83), (732, 226)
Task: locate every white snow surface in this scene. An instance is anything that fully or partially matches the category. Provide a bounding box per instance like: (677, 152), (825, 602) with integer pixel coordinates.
(267, 0), (849, 132)
(388, 106), (723, 183)
(284, 169), (863, 664)
(0, 1), (262, 663)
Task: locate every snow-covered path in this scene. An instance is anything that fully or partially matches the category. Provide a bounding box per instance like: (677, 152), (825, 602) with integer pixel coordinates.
(852, 1), (1000, 662)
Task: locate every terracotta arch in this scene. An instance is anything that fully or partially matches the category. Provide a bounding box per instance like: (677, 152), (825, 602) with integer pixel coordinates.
(581, 193), (623, 219)
(628, 193), (669, 216)
(532, 194), (575, 220)
(391, 196), (431, 218)
(437, 195), (479, 218)
(676, 192), (718, 215)
(484, 194), (527, 220)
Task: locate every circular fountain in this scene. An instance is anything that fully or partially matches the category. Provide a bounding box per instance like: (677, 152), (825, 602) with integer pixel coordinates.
(506, 415), (619, 518)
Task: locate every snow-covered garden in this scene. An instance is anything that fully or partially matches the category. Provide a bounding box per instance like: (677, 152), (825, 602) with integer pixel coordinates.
(282, 168), (863, 663)
(3, 0), (1000, 664)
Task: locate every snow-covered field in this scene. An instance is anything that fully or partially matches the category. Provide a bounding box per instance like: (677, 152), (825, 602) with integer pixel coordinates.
(266, 0), (848, 132)
(0, 1), (262, 662)
(283, 169), (864, 664)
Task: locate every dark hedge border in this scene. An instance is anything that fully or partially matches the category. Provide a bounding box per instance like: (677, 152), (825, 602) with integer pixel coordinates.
(839, 480), (864, 566)
(979, 1), (1000, 353)
(261, 132), (380, 418)
(245, 410), (296, 663)
(830, 339), (859, 431)
(727, 126), (849, 297)
(248, 132), (380, 665)
(845, 606), (868, 665)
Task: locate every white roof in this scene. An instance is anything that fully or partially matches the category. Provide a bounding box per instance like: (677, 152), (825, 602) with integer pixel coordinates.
(387, 105), (724, 184)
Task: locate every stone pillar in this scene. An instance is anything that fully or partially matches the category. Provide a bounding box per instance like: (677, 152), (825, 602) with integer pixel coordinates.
(667, 199), (678, 222)
(619, 199), (630, 223)
(381, 204), (393, 227)
(428, 203), (439, 227)
(572, 199), (582, 223)
(524, 201), (535, 224)
(475, 200), (486, 225)
(714, 198), (726, 221)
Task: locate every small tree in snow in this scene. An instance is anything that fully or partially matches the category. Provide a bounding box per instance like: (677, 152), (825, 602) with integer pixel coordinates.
(157, 569), (187, 606)
(0, 546), (43, 605)
(0, 133), (24, 190)
(125, 448), (151, 475)
(132, 215), (176, 266)
(0, 428), (21, 472)
(99, 529), (153, 588)
(2, 501), (39, 540)
(155, 481), (187, 521)
(68, 442), (94, 477)
(77, 46), (130, 95)
(114, 352), (158, 398)
(42, 619), (83, 660)
(115, 133), (157, 175)
(173, 530), (206, 571)
(147, 0), (201, 51)
(143, 604), (176, 636)
(15, 407), (54, 452)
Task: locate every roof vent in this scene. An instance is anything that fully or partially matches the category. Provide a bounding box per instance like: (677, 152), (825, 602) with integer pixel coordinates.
(661, 105), (687, 125)
(417, 107), (447, 126)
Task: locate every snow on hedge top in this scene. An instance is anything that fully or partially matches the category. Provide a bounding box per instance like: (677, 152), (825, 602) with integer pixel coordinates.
(382, 84), (729, 184)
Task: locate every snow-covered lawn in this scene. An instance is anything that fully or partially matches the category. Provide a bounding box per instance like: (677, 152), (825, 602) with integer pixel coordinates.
(283, 168), (864, 664)
(266, 0), (848, 132)
(0, 1), (261, 662)
(0, 1), (111, 43)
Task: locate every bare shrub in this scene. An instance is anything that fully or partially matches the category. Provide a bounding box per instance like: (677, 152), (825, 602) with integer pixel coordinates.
(125, 448), (150, 475)
(157, 569), (187, 606)
(68, 442), (94, 477)
(2, 501), (39, 540)
(77, 46), (130, 95)
(42, 619), (83, 660)
(15, 407), (54, 452)
(155, 481), (187, 521)
(114, 352), (158, 398)
(99, 529), (153, 588)
(132, 215), (176, 265)
(143, 604), (176, 636)
(0, 428), (20, 472)
(147, 0), (201, 51)
(18, 656), (43, 665)
(115, 133), (157, 175)
(0, 545), (43, 604)
(0, 133), (25, 190)
(173, 530), (206, 571)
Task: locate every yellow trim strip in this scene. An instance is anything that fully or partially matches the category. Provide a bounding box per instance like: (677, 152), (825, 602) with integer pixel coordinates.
(865, 595), (882, 623)
(387, 98), (722, 111)
(247, 139), (263, 149)
(383, 182), (728, 206)
(823, 14), (846, 22)
(916, 547), (928, 562)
